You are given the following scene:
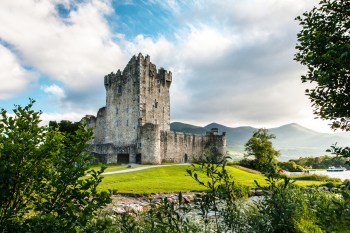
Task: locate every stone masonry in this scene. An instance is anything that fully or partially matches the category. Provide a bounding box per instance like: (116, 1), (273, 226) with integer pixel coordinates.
(82, 53), (226, 164)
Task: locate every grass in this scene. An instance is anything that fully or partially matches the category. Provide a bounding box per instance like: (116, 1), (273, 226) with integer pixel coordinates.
(94, 165), (268, 194)
(89, 164), (329, 194)
(230, 165), (262, 174)
(87, 163), (157, 174)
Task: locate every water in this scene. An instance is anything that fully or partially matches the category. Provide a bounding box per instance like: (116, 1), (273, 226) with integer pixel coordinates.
(287, 171), (350, 181)
(312, 170), (350, 181)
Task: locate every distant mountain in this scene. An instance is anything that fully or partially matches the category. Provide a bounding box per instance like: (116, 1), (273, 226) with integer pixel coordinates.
(170, 122), (350, 161)
(170, 122), (207, 135)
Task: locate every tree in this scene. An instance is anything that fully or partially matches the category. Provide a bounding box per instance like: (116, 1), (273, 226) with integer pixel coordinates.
(295, 0), (350, 163)
(277, 161), (304, 172)
(0, 99), (111, 232)
(49, 120), (82, 147)
(244, 128), (281, 171)
(49, 120), (82, 135)
(294, 0), (350, 131)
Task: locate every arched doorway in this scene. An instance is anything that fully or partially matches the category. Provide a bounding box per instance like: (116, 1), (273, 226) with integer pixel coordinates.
(184, 154), (188, 163)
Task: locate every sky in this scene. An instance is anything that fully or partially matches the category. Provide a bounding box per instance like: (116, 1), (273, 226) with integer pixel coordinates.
(0, 0), (337, 133)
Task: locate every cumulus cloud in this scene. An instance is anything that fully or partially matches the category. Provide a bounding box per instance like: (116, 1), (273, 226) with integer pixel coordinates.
(0, 0), (126, 105)
(0, 44), (38, 99)
(41, 84), (66, 99)
(0, 0), (332, 133)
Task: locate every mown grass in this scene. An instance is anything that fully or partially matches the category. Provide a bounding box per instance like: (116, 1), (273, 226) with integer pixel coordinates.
(91, 164), (327, 194)
(95, 165), (267, 194)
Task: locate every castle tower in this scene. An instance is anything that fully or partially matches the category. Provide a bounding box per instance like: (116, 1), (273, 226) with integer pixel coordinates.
(103, 53), (172, 146)
(82, 53), (225, 165)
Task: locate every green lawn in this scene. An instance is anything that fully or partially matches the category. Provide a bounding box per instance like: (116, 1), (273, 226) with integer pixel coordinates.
(89, 164), (328, 194)
(95, 165), (266, 194)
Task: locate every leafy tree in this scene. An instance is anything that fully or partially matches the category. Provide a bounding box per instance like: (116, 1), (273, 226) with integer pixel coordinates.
(295, 0), (350, 164)
(0, 99), (111, 232)
(277, 161), (304, 172)
(49, 120), (81, 135)
(49, 120), (82, 147)
(244, 128), (281, 171)
(294, 0), (350, 132)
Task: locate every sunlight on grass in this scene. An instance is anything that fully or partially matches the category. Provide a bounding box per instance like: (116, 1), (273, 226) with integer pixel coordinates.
(95, 165), (268, 194)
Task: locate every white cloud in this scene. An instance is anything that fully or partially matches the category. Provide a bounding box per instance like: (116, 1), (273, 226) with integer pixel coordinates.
(0, 0), (334, 134)
(41, 84), (66, 99)
(40, 112), (85, 126)
(0, 0), (126, 91)
(0, 44), (38, 99)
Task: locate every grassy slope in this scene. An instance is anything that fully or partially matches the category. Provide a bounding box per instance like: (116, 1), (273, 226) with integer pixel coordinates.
(93, 165), (325, 194)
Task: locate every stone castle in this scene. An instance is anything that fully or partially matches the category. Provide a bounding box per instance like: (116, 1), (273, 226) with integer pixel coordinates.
(82, 53), (226, 164)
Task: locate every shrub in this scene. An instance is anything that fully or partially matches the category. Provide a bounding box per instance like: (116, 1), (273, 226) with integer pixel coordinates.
(0, 99), (111, 232)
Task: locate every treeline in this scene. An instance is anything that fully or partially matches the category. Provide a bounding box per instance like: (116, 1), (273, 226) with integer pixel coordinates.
(289, 155), (350, 170)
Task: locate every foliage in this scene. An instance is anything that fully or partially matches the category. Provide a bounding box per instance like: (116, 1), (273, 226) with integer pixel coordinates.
(244, 128), (281, 171)
(0, 99), (111, 232)
(294, 0), (350, 131)
(49, 120), (82, 147)
(289, 154), (350, 169)
(95, 156), (349, 232)
(277, 161), (305, 172)
(295, 0), (350, 165)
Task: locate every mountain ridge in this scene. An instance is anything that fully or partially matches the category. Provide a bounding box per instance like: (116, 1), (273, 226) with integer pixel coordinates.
(170, 122), (350, 161)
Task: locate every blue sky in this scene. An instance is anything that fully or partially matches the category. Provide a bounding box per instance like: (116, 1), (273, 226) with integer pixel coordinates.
(1, 0), (336, 133)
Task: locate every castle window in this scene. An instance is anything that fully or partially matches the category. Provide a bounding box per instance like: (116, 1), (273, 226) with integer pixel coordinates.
(155, 102), (158, 108)
(138, 143), (142, 148)
(163, 107), (165, 113)
(157, 79), (160, 84)
(158, 88), (160, 93)
(117, 86), (122, 94)
(116, 107), (118, 115)
(126, 120), (129, 126)
(138, 111), (141, 117)
(155, 119), (158, 125)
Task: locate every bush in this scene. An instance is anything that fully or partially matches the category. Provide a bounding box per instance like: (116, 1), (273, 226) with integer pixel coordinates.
(0, 99), (111, 232)
(278, 161), (304, 172)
